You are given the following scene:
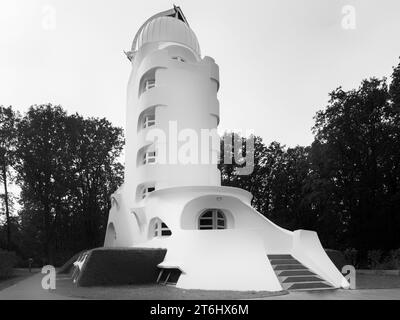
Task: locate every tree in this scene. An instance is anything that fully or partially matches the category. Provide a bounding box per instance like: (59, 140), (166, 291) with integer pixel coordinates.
(219, 64), (400, 252)
(219, 133), (270, 214)
(16, 105), (71, 264)
(65, 114), (124, 250)
(0, 106), (19, 250)
(311, 77), (400, 252)
(390, 58), (400, 113)
(15, 104), (124, 264)
(219, 134), (317, 231)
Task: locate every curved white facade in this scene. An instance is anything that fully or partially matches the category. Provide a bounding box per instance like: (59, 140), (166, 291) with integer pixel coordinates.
(105, 7), (349, 292)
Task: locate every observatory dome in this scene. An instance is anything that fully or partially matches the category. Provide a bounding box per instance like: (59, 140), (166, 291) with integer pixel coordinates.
(131, 16), (200, 56)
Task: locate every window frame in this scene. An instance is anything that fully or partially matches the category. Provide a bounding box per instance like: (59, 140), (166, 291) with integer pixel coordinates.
(198, 209), (226, 230)
(145, 79), (155, 91)
(142, 151), (156, 165)
(142, 186), (155, 199)
(143, 114), (156, 129)
(153, 219), (172, 238)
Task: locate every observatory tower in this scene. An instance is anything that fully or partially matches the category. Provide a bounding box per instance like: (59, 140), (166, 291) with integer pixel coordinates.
(104, 6), (349, 292)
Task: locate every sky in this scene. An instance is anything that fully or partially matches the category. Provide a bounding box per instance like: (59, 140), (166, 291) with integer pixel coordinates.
(1, 0), (400, 147)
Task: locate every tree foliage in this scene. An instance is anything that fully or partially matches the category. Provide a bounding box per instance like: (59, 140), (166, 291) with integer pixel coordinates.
(0, 106), (20, 250)
(14, 104), (124, 265)
(221, 60), (400, 257)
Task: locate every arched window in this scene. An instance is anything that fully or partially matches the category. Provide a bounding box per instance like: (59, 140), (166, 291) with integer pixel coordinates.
(152, 219), (172, 237)
(139, 68), (159, 97)
(198, 209), (226, 230)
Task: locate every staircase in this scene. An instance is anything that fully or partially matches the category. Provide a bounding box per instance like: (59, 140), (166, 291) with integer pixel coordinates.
(268, 254), (336, 291)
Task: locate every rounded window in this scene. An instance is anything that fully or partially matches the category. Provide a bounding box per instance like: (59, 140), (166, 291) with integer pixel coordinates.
(152, 218), (172, 237)
(198, 209), (226, 230)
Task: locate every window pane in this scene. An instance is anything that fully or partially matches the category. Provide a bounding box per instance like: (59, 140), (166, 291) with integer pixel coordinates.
(217, 211), (224, 219)
(217, 219), (225, 227)
(201, 211), (213, 218)
(199, 219), (212, 226)
(172, 56), (185, 62)
(145, 79), (155, 90)
(199, 226), (213, 230)
(143, 115), (156, 129)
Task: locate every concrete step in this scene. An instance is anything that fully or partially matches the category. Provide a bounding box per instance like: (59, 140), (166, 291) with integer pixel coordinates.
(282, 276), (323, 283)
(267, 253), (335, 291)
(286, 282), (333, 291)
(277, 270), (315, 277)
(274, 264), (307, 271)
(267, 254), (293, 260)
(270, 259), (300, 265)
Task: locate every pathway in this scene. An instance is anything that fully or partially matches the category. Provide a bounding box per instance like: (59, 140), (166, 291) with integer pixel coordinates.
(0, 272), (79, 300)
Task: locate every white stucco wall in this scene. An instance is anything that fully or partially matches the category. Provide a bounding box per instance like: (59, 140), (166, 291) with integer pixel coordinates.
(124, 41), (221, 206)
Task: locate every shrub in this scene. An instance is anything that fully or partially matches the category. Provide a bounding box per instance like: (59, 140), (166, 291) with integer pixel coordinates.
(76, 247), (167, 287)
(367, 249), (383, 269)
(325, 249), (347, 271)
(58, 250), (86, 274)
(0, 250), (17, 279)
(390, 249), (400, 268)
(344, 248), (358, 266)
(379, 249), (400, 270)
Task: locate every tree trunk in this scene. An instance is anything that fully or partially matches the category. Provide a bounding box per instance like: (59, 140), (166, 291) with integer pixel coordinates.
(1, 161), (11, 250)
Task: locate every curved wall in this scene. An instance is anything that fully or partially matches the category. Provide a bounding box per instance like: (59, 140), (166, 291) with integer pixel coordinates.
(124, 41), (221, 208)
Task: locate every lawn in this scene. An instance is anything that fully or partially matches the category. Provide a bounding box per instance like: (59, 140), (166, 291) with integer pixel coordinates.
(356, 273), (400, 289)
(52, 272), (400, 300)
(3, 269), (397, 299)
(54, 276), (288, 300)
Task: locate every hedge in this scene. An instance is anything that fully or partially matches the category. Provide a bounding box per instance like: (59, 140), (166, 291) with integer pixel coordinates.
(0, 250), (17, 279)
(325, 249), (347, 271)
(58, 250), (86, 274)
(75, 247), (167, 287)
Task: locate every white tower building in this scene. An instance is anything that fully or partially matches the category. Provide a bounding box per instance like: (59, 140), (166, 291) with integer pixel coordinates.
(104, 6), (349, 292)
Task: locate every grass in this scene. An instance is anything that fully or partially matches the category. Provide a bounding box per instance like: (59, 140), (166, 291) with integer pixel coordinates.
(54, 276), (287, 300)
(52, 272), (400, 299)
(356, 273), (400, 289)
